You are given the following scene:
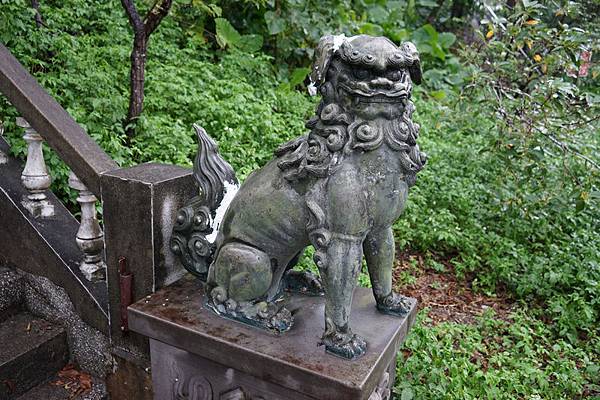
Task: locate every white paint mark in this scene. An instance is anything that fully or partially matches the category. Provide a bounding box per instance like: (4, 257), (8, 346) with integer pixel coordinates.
(225, 368), (234, 383)
(307, 82), (317, 96)
(332, 34), (346, 52)
(206, 180), (239, 243)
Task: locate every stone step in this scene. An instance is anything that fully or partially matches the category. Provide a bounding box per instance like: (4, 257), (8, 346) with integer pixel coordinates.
(15, 373), (107, 400)
(14, 377), (69, 400)
(0, 312), (69, 399)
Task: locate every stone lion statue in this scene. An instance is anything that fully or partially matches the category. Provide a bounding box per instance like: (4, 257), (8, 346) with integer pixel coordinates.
(171, 34), (426, 359)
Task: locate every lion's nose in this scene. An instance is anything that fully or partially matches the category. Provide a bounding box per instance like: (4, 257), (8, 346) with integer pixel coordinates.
(370, 77), (394, 89)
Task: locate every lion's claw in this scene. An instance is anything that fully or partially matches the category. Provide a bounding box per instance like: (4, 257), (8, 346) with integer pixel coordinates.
(376, 292), (412, 316)
(321, 332), (367, 360)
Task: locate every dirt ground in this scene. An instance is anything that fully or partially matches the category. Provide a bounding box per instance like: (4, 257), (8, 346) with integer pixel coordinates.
(393, 251), (515, 325)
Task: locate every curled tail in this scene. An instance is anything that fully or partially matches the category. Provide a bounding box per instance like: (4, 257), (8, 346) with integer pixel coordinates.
(192, 124), (238, 209)
(170, 124), (239, 280)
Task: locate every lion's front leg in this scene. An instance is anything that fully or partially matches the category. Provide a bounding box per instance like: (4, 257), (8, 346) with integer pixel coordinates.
(316, 234), (366, 360)
(364, 227), (411, 316)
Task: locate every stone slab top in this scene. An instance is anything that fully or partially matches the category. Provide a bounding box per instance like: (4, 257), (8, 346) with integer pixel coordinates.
(128, 275), (417, 400)
(101, 162), (191, 184)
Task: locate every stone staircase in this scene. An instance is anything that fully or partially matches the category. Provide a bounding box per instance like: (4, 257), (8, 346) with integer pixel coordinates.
(0, 270), (68, 399)
(0, 312), (69, 399)
(0, 267), (106, 400)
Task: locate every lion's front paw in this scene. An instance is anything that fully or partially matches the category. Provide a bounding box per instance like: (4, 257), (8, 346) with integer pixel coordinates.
(206, 287), (294, 333)
(376, 292), (412, 317)
(321, 331), (367, 360)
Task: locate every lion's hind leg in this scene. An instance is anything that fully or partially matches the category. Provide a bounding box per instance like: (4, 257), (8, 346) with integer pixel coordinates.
(206, 242), (293, 332)
(364, 227), (412, 316)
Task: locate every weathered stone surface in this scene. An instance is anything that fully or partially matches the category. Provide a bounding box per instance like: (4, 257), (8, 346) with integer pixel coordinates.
(129, 276), (417, 400)
(0, 266), (24, 321)
(172, 35), (425, 359)
(100, 162), (196, 351)
(0, 313), (68, 399)
(0, 137), (109, 335)
(21, 271), (112, 378)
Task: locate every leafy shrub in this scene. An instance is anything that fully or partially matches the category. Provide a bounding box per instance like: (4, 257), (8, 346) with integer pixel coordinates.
(396, 310), (599, 399)
(0, 0), (314, 202)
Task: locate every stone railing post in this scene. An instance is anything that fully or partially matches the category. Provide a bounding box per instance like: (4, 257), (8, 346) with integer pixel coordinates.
(69, 171), (106, 282)
(0, 121), (7, 164)
(16, 117), (54, 217)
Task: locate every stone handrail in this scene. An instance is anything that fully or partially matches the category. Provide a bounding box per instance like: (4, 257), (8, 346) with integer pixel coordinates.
(0, 43), (195, 350)
(0, 43), (117, 196)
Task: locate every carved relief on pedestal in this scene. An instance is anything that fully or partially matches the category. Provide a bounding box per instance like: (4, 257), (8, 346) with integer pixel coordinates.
(171, 360), (213, 400)
(368, 371), (391, 400)
(219, 387), (265, 400)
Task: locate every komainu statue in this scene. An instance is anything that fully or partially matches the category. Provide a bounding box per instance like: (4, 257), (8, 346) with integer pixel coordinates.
(171, 34), (426, 360)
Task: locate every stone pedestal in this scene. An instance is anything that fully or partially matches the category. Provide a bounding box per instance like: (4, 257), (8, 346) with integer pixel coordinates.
(128, 276), (417, 400)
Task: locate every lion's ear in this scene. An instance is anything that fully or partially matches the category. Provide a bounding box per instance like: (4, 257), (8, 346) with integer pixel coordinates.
(310, 35), (339, 92)
(401, 42), (422, 85)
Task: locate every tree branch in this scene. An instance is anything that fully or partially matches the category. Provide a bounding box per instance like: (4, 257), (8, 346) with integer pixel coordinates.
(143, 0), (173, 39)
(31, 0), (45, 28)
(121, 0), (144, 32)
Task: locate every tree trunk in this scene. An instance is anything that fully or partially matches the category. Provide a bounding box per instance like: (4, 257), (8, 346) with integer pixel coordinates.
(31, 0), (44, 28)
(126, 32), (147, 139)
(121, 0), (173, 141)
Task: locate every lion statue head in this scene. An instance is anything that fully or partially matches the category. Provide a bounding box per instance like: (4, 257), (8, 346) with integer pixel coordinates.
(276, 34), (426, 186)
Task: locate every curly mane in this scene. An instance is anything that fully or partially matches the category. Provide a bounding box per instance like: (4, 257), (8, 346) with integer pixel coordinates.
(275, 96), (426, 186)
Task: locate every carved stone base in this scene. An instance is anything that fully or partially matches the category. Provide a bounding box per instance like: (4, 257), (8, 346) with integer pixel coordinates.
(129, 276), (417, 400)
(80, 260), (106, 282)
(21, 197), (55, 218)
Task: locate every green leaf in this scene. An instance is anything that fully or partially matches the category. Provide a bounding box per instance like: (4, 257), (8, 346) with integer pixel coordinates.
(431, 42), (446, 60)
(422, 24), (439, 41)
(439, 32), (456, 49)
(401, 387), (414, 400)
(367, 5), (389, 24)
(429, 90), (446, 100)
(215, 18), (241, 48)
(264, 11), (286, 35)
(359, 22), (384, 36)
(289, 67), (310, 88)
(238, 34), (263, 53)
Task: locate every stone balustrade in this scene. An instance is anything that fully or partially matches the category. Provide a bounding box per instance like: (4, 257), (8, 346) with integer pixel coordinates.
(68, 171), (107, 282)
(16, 117), (54, 218)
(0, 122), (7, 164)
(11, 116), (107, 282)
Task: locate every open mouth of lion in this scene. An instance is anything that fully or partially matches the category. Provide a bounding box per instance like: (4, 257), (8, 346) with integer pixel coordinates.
(356, 94), (405, 104)
(341, 84), (409, 104)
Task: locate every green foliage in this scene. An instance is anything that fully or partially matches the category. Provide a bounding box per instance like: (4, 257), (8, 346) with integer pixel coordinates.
(0, 0), (313, 200)
(214, 18), (263, 52)
(0, 0), (598, 397)
(394, 94), (599, 340)
(174, 0), (468, 91)
(396, 309), (599, 399)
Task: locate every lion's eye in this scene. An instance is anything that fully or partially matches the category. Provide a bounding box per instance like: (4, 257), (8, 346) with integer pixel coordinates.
(387, 70), (403, 81)
(353, 69), (369, 80)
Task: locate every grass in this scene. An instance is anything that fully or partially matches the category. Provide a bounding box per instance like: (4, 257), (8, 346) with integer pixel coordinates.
(391, 257), (599, 399)
(395, 309), (599, 400)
